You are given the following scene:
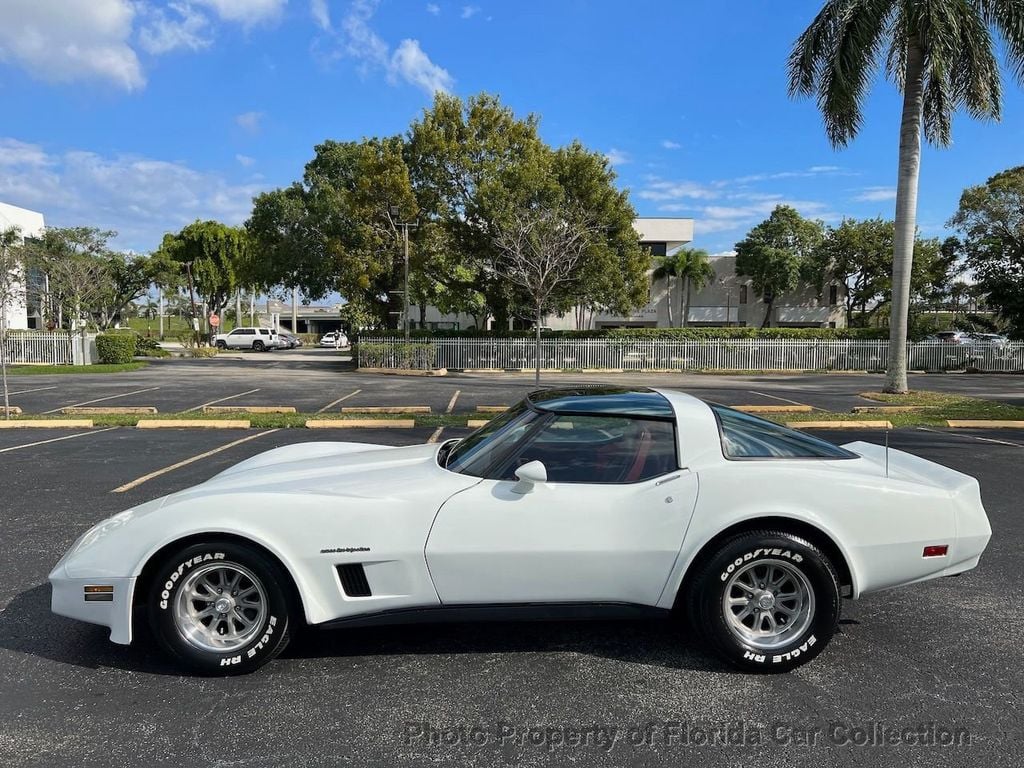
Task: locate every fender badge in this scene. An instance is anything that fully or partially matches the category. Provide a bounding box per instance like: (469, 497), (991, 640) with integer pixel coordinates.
(320, 546), (371, 554)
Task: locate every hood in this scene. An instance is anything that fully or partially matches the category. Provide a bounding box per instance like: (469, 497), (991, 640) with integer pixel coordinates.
(169, 441), (469, 501)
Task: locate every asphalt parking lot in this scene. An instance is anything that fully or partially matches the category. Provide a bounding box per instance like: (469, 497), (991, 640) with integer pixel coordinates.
(6, 355), (1024, 415)
(0, 404), (1022, 766)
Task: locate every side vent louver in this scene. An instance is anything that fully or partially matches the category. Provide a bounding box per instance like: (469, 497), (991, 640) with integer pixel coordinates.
(337, 564), (372, 597)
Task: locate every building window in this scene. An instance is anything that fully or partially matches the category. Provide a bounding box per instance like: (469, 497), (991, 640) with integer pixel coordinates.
(739, 285), (748, 304)
(828, 284), (838, 306)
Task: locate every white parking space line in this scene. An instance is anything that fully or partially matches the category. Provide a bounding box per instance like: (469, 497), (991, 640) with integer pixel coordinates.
(0, 427), (118, 455)
(7, 385), (59, 396)
(916, 426), (1024, 449)
(748, 390), (818, 409)
(43, 387), (161, 414)
(185, 389), (261, 413)
(111, 429), (280, 493)
(446, 390), (461, 414)
(316, 389), (362, 414)
(428, 427), (445, 443)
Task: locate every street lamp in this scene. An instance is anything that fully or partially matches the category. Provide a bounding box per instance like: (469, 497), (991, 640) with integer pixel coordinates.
(389, 206), (417, 343)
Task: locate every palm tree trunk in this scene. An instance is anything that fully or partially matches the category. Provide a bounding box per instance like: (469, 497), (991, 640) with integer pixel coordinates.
(682, 277), (692, 328)
(885, 42), (925, 394)
(665, 277), (673, 327)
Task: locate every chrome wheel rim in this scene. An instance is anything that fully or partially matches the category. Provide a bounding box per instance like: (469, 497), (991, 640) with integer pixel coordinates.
(172, 562), (267, 653)
(722, 558), (814, 651)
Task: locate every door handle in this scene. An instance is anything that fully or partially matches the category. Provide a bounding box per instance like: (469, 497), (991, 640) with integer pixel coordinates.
(655, 472), (687, 486)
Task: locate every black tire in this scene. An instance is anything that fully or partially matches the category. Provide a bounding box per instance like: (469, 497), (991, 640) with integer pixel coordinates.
(147, 541), (292, 675)
(686, 530), (840, 673)
(215, 340), (227, 350)
(252, 340), (266, 352)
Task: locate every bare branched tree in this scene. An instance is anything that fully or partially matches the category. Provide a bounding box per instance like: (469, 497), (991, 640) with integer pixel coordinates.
(489, 203), (600, 384)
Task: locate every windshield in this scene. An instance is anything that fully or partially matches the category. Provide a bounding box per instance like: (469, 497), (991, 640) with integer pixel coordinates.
(443, 402), (542, 477)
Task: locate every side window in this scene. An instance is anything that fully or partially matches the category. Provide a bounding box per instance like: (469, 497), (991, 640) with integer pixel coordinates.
(711, 405), (856, 459)
(499, 415), (678, 483)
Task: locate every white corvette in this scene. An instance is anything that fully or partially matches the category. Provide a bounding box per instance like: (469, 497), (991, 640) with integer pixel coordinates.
(50, 387), (991, 675)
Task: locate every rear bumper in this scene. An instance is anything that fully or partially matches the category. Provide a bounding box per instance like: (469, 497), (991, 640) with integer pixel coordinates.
(49, 563), (136, 645)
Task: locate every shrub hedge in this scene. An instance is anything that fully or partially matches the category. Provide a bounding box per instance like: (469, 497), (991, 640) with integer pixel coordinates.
(96, 333), (138, 364)
(360, 327), (890, 341)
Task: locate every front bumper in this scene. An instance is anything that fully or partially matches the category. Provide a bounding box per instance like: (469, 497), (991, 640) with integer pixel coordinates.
(49, 563), (136, 645)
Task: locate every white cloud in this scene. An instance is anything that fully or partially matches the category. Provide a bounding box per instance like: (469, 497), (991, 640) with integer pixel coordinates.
(235, 111), (266, 132)
(138, 2), (212, 56)
(661, 140), (681, 150)
(426, 3), (440, 14)
(637, 179), (718, 201)
(461, 5), (480, 18)
(605, 148), (630, 166)
(311, 0), (332, 30)
(0, 0), (144, 90)
(341, 0), (453, 94)
(854, 186), (897, 202)
(0, 137), (265, 250)
(236, 154), (256, 167)
(193, 0), (287, 26)
(389, 39), (454, 94)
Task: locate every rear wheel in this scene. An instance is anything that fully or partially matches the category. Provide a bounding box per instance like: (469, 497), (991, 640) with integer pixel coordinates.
(252, 340), (266, 352)
(147, 541), (292, 675)
(686, 530), (840, 672)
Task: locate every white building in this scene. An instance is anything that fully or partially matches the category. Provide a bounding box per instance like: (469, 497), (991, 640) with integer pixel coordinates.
(0, 202), (45, 330)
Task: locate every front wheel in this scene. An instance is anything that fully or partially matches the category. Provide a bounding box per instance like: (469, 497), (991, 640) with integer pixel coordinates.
(147, 541), (292, 675)
(252, 340), (266, 352)
(687, 530), (840, 672)
(215, 340), (227, 350)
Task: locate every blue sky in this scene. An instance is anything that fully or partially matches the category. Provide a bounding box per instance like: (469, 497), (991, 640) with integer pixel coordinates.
(2, 0), (1023, 255)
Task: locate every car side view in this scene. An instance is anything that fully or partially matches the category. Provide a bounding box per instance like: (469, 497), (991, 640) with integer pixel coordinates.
(49, 387), (991, 675)
(214, 326), (282, 351)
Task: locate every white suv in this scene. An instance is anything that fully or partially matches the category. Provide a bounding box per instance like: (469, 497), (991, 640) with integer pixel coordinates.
(214, 327), (281, 351)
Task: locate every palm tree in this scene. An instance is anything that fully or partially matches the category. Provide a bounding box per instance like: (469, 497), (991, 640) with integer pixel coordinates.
(676, 247), (715, 328)
(651, 253), (681, 327)
(788, 0), (1024, 393)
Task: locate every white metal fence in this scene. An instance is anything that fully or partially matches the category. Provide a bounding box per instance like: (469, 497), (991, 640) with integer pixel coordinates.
(359, 337), (1024, 373)
(1, 331), (77, 365)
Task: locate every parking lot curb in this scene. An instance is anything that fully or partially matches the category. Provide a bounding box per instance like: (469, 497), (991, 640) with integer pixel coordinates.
(946, 419), (1024, 428)
(203, 406), (297, 414)
(852, 405), (927, 413)
(356, 368), (448, 377)
(788, 420), (893, 429)
(341, 406), (432, 414)
(1, 406), (23, 415)
(62, 406), (158, 415)
(0, 419), (94, 428)
(466, 419), (490, 428)
(734, 404), (814, 413)
(305, 419), (416, 429)
(476, 406), (508, 413)
(137, 420), (251, 429)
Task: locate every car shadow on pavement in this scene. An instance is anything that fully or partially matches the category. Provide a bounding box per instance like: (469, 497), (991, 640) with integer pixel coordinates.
(2, 583), (775, 676)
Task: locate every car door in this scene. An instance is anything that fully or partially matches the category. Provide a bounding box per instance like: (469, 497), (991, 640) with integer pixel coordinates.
(425, 413), (698, 607)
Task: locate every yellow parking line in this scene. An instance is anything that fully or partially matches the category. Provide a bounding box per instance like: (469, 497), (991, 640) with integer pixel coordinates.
(316, 389), (362, 413)
(43, 387), (160, 414)
(428, 426), (445, 443)
(446, 390), (461, 414)
(185, 388), (260, 412)
(112, 429), (279, 493)
(748, 391), (816, 409)
(0, 427), (118, 454)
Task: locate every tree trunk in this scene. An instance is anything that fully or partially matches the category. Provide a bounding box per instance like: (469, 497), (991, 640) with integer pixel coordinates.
(534, 304), (542, 386)
(1, 310), (9, 420)
(665, 277), (674, 327)
(682, 277), (692, 328)
(885, 42), (925, 394)
(761, 298), (773, 329)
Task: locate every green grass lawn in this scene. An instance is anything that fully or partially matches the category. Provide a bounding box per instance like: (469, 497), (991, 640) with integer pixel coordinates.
(6, 362), (150, 375)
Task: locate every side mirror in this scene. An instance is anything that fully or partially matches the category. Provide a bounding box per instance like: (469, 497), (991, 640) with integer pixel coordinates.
(511, 460), (547, 494)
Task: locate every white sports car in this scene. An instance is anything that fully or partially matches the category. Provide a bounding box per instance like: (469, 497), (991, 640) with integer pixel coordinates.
(50, 387), (991, 675)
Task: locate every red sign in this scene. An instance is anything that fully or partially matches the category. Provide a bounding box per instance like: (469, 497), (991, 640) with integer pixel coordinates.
(209, 313), (220, 327)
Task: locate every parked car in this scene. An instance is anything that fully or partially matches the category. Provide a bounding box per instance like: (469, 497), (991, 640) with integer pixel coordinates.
(319, 331), (349, 348)
(928, 330), (970, 345)
(50, 387), (990, 675)
(214, 327), (281, 351)
(966, 332), (1010, 348)
(278, 332), (303, 349)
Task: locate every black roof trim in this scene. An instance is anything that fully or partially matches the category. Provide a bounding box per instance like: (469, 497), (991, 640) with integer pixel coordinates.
(526, 387), (674, 419)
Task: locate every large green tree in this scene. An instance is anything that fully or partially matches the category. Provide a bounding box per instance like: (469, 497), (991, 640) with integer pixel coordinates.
(734, 205), (825, 328)
(789, 0), (1024, 392)
(653, 247), (714, 328)
(949, 166), (1024, 336)
(154, 221), (250, 335)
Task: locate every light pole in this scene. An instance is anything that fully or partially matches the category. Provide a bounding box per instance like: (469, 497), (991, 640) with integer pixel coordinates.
(389, 207), (417, 343)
